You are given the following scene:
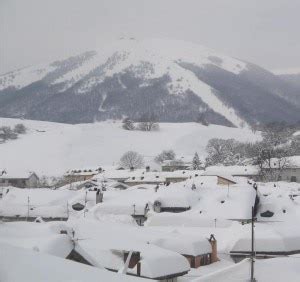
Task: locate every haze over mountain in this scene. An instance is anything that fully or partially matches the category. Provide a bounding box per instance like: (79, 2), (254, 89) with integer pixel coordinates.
(0, 39), (299, 127)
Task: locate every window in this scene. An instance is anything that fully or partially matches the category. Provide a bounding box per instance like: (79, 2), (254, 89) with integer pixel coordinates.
(291, 176), (297, 182)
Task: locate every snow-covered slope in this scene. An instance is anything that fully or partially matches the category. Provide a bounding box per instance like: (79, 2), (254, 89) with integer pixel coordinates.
(0, 118), (259, 176)
(0, 38), (299, 126)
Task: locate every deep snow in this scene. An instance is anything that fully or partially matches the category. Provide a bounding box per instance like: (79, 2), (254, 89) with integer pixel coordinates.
(0, 118), (259, 176)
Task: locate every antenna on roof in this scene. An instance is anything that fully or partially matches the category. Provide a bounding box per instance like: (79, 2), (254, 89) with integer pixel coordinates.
(250, 206), (256, 282)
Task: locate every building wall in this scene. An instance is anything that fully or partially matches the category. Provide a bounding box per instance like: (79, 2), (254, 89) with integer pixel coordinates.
(217, 177), (235, 186)
(27, 174), (39, 188)
(162, 166), (189, 172)
(279, 168), (300, 183)
(165, 177), (188, 183)
(183, 253), (212, 268)
(65, 174), (94, 183)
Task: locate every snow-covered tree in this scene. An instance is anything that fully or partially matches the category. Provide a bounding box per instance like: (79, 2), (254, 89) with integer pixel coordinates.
(120, 151), (144, 169)
(192, 152), (202, 170)
(155, 150), (176, 164)
(14, 123), (26, 134)
(137, 112), (159, 131)
(122, 118), (135, 130)
(261, 122), (294, 147)
(0, 126), (18, 141)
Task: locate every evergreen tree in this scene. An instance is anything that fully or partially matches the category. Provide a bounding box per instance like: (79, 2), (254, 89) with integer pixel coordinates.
(192, 152), (202, 170)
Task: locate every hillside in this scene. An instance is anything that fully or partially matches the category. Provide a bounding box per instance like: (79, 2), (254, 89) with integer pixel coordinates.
(0, 118), (259, 176)
(0, 39), (299, 127)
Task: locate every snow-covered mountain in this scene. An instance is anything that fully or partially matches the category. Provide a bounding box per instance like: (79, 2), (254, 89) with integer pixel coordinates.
(0, 38), (299, 126)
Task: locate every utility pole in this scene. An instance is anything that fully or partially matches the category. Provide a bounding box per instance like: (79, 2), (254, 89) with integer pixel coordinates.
(84, 191), (88, 218)
(250, 206), (256, 282)
(27, 196), (30, 221)
(67, 202), (69, 218)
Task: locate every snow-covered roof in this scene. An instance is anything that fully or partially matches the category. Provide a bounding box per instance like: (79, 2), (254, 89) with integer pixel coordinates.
(151, 233), (212, 256)
(0, 221), (73, 258)
(195, 257), (300, 282)
(205, 165), (259, 176)
(70, 219), (190, 279)
(125, 173), (165, 184)
(64, 167), (102, 176)
(0, 187), (100, 218)
(231, 222), (300, 254)
(0, 242), (147, 282)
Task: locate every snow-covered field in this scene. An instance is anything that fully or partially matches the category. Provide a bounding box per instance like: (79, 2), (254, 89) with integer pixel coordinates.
(0, 118), (259, 176)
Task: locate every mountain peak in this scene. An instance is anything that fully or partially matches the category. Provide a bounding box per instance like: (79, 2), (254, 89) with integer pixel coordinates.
(0, 39), (299, 126)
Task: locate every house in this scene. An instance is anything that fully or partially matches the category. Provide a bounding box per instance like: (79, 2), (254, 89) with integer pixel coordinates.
(230, 222), (300, 261)
(164, 170), (202, 184)
(161, 160), (191, 172)
(124, 173), (165, 186)
(75, 180), (100, 190)
(0, 169), (39, 188)
(200, 174), (237, 186)
(205, 166), (259, 181)
(64, 167), (102, 183)
(152, 234), (218, 268)
(153, 199), (191, 213)
(270, 156), (300, 183)
(0, 242), (147, 282)
(67, 220), (190, 281)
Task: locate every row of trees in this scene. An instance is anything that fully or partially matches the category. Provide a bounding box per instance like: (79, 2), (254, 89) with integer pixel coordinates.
(205, 122), (300, 181)
(122, 113), (159, 132)
(119, 149), (203, 170)
(0, 124), (27, 143)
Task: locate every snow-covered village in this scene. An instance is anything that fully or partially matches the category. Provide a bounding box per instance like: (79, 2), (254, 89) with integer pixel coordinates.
(1, 1), (300, 282)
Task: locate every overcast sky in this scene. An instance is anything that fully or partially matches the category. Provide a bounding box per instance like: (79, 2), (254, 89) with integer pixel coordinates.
(1, 0), (300, 74)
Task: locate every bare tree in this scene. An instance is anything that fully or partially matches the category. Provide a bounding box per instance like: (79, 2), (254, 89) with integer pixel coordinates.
(137, 112), (159, 131)
(205, 138), (241, 166)
(120, 151), (144, 169)
(261, 122), (293, 147)
(155, 150), (176, 164)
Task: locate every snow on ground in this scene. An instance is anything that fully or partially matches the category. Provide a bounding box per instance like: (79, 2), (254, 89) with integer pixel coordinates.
(0, 118), (259, 176)
(0, 242), (147, 282)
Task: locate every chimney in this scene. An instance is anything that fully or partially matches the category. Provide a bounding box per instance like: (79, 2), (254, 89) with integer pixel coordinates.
(209, 234), (218, 263)
(146, 166), (150, 172)
(96, 189), (103, 203)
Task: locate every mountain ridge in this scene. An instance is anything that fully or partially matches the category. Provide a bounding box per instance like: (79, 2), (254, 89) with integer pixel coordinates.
(0, 38), (299, 127)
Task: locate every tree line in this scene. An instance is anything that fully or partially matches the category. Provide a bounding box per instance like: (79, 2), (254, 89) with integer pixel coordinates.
(205, 122), (300, 181)
(122, 112), (160, 132)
